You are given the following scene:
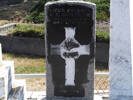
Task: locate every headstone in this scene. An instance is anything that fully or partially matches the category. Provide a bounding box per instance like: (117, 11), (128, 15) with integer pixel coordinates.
(110, 0), (133, 100)
(45, 1), (96, 100)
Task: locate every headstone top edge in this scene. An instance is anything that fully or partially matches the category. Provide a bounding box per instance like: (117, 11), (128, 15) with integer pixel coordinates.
(45, 0), (96, 7)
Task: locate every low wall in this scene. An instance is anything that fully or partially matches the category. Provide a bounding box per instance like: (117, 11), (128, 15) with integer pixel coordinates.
(0, 36), (109, 65)
(96, 42), (109, 68)
(0, 0), (27, 7)
(0, 36), (45, 56)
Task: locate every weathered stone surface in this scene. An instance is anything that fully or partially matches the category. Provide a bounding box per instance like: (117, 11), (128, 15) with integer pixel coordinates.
(0, 61), (15, 100)
(0, 71), (8, 100)
(3, 61), (15, 86)
(0, 44), (2, 62)
(109, 0), (133, 100)
(8, 80), (26, 100)
(0, 66), (12, 100)
(45, 1), (96, 100)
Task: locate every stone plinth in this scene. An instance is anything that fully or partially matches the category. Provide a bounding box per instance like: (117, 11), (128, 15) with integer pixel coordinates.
(45, 1), (96, 100)
(0, 63), (14, 100)
(8, 80), (26, 100)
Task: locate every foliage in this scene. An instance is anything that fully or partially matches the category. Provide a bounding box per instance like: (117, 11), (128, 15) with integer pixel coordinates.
(96, 29), (109, 43)
(11, 24), (45, 38)
(24, 11), (44, 23)
(85, 0), (110, 21)
(24, 0), (56, 23)
(25, 0), (110, 23)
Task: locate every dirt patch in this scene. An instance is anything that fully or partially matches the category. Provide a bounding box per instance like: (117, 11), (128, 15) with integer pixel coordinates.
(26, 78), (46, 91)
(0, 20), (10, 26)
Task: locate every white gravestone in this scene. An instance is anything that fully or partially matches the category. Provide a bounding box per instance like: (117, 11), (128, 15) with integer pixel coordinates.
(0, 44), (2, 61)
(0, 64), (13, 100)
(0, 68), (8, 100)
(110, 0), (133, 100)
(0, 44), (14, 100)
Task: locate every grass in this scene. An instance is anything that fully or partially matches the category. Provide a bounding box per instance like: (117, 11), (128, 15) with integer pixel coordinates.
(3, 53), (46, 74)
(2, 53), (108, 74)
(11, 24), (44, 38)
(6, 24), (109, 42)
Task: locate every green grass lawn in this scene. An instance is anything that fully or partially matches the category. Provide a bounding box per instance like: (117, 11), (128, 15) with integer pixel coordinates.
(2, 53), (108, 74)
(5, 23), (109, 43)
(3, 53), (46, 74)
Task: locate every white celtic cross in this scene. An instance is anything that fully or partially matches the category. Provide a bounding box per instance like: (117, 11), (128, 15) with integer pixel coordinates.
(51, 27), (90, 86)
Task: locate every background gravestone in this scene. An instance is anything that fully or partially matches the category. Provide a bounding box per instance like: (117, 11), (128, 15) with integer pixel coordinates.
(110, 0), (133, 100)
(45, 1), (96, 100)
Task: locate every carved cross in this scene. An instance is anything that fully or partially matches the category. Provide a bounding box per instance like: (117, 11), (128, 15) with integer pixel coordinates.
(51, 27), (90, 86)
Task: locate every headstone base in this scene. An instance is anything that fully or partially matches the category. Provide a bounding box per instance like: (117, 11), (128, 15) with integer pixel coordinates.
(38, 95), (102, 100)
(46, 97), (90, 100)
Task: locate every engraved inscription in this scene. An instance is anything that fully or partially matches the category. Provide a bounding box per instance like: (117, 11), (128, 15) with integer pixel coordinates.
(48, 6), (93, 25)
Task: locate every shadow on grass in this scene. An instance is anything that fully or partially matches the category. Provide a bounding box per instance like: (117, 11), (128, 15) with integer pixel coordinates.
(3, 52), (45, 59)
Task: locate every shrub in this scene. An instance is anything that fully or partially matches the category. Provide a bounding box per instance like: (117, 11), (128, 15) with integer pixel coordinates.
(24, 11), (44, 23)
(24, 0), (56, 23)
(85, 0), (110, 21)
(96, 29), (109, 43)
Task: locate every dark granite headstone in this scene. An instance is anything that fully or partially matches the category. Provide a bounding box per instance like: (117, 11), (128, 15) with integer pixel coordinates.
(45, 1), (96, 100)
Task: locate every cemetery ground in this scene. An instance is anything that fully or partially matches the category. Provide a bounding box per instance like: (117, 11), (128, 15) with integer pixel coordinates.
(2, 53), (109, 91)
